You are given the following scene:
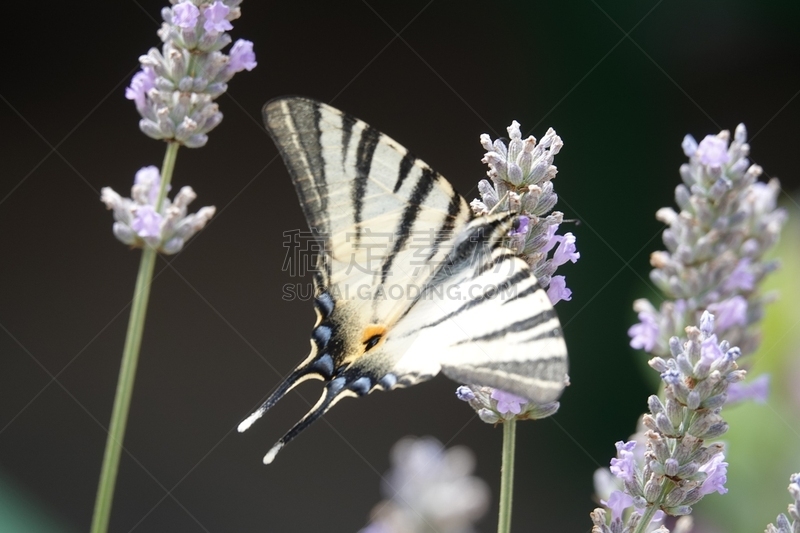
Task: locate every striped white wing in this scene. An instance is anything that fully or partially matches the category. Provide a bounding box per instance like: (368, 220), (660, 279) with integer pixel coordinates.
(240, 97), (568, 463)
(264, 97), (470, 328)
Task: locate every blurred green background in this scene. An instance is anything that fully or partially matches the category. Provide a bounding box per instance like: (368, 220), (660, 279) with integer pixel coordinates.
(1, 0), (799, 531)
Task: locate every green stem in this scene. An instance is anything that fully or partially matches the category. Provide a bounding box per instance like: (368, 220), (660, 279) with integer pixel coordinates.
(90, 141), (179, 533)
(497, 419), (517, 533)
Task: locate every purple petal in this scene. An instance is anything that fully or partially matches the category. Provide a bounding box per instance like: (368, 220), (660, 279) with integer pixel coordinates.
(134, 166), (162, 205)
(131, 205), (163, 239)
(601, 490), (634, 521)
(546, 275), (572, 305)
(696, 135), (730, 167)
(609, 440), (637, 483)
(628, 312), (659, 352)
(125, 67), (156, 114)
(491, 389), (527, 415)
(552, 232), (579, 267)
(726, 374), (770, 404)
(228, 39), (257, 73)
(540, 224), (560, 254)
(698, 452), (728, 495)
(708, 296), (748, 331)
(724, 258), (755, 292)
(172, 1), (200, 29)
(700, 334), (725, 365)
(203, 1), (233, 34)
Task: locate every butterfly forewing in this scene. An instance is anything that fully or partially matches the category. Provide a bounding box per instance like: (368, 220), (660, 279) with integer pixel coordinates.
(242, 97), (568, 463)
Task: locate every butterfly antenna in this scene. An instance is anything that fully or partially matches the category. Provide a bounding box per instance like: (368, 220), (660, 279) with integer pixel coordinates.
(237, 363), (322, 433)
(262, 376), (352, 464)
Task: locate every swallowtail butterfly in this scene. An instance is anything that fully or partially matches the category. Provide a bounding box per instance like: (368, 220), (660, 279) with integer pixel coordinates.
(238, 97), (568, 463)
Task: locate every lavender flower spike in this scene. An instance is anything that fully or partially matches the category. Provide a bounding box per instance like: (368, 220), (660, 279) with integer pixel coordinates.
(629, 124), (786, 358)
(127, 0), (255, 147)
(593, 312), (742, 529)
(101, 166), (215, 254)
(473, 120), (578, 295)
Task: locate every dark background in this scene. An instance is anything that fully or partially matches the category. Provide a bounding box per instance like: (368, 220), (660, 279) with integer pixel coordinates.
(2, 1), (799, 532)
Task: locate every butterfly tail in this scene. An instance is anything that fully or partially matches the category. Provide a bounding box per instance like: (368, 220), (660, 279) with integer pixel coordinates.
(261, 376), (354, 464)
(237, 357), (326, 434)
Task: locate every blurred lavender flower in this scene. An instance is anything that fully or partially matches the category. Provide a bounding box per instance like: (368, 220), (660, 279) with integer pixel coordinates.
(726, 373), (769, 405)
(456, 385), (560, 423)
(101, 166), (215, 254)
(593, 312), (743, 530)
(359, 436), (489, 533)
(765, 473), (800, 533)
(126, 0), (256, 147)
(473, 120), (579, 304)
(629, 125), (785, 358)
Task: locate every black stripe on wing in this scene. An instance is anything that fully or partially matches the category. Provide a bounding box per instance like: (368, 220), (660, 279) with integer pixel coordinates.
(454, 308), (558, 345)
(477, 356), (567, 383)
(428, 215), (511, 285)
(352, 125), (381, 247)
(416, 270), (530, 333)
(340, 113), (356, 165)
(394, 151), (416, 193)
(379, 167), (438, 285)
(501, 280), (543, 305)
(426, 187), (465, 261)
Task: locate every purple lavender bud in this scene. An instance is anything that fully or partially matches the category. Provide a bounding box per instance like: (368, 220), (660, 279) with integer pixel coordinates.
(668, 338), (683, 358)
(134, 165), (162, 205)
(655, 412), (675, 435)
(648, 357), (669, 373)
(644, 476), (662, 503)
(696, 135), (730, 167)
(663, 458), (680, 477)
(699, 311), (715, 335)
(227, 39), (257, 73)
(172, 2), (200, 29)
(546, 275), (572, 305)
(203, 1), (233, 34)
(490, 389), (527, 415)
(661, 369), (682, 386)
(698, 453), (728, 495)
(456, 385), (476, 401)
(647, 395), (664, 415)
(682, 134), (698, 157)
(629, 312), (659, 352)
(665, 486), (685, 507)
(477, 408), (499, 424)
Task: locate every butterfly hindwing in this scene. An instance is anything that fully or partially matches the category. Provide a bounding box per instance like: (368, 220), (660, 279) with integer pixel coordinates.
(241, 97), (567, 463)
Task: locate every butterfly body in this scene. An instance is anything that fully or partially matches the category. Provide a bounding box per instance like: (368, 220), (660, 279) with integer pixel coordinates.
(239, 97), (568, 463)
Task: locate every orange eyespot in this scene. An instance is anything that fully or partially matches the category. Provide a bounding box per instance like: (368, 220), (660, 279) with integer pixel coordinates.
(361, 324), (387, 352)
